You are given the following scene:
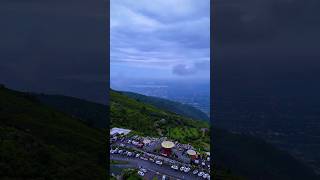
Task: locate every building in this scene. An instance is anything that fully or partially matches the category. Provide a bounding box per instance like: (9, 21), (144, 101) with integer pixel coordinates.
(161, 141), (175, 156)
(110, 127), (131, 136)
(187, 149), (197, 160)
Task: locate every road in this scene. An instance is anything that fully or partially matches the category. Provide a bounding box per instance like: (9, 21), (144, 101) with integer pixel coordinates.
(110, 154), (205, 180)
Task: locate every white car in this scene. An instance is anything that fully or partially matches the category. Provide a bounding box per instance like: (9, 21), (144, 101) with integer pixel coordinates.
(203, 173), (209, 178)
(202, 162), (206, 166)
(149, 158), (155, 162)
(138, 171), (145, 177)
(207, 175), (210, 180)
(184, 167), (191, 173)
(140, 168), (147, 173)
(127, 152), (132, 156)
(136, 154), (140, 158)
(162, 175), (167, 180)
(118, 150), (123, 154)
(171, 165), (179, 170)
(140, 157), (148, 161)
(193, 170), (199, 175)
(156, 161), (163, 165)
(198, 172), (205, 177)
(194, 160), (199, 164)
(180, 166), (185, 171)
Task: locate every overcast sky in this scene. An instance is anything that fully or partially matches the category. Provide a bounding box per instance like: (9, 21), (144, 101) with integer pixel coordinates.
(110, 0), (210, 86)
(214, 0), (320, 98)
(0, 0), (107, 103)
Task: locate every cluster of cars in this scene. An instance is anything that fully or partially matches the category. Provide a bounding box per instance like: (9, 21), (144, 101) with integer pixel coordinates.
(110, 148), (139, 158)
(111, 135), (212, 180)
(110, 147), (165, 166)
(137, 167), (147, 177)
(170, 165), (210, 179)
(192, 170), (210, 179)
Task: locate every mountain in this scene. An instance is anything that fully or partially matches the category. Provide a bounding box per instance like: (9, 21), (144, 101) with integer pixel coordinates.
(2, 84), (316, 180)
(110, 90), (210, 151)
(110, 89), (319, 180)
(122, 91), (209, 121)
(34, 94), (108, 129)
(0, 85), (106, 179)
(213, 128), (319, 180)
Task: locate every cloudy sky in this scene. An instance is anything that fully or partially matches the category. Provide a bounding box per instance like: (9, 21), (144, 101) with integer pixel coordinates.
(110, 0), (210, 85)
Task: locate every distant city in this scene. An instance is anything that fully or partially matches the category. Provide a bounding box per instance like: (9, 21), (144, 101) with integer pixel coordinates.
(111, 79), (210, 117)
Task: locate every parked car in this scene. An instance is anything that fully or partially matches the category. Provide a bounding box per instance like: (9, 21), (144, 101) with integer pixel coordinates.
(140, 168), (147, 173)
(138, 171), (145, 177)
(171, 165), (179, 170)
(184, 167), (191, 173)
(203, 173), (209, 178)
(193, 170), (199, 175)
(207, 175), (211, 180)
(149, 158), (155, 162)
(136, 153), (140, 158)
(156, 161), (163, 165)
(180, 166), (185, 171)
(198, 172), (205, 177)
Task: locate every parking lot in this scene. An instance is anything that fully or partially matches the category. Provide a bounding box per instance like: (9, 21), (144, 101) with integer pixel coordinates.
(110, 154), (208, 180)
(110, 133), (211, 179)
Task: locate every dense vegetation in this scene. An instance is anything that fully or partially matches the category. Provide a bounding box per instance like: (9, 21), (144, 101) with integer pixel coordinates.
(1, 84), (316, 180)
(111, 89), (319, 180)
(0, 86), (106, 179)
(110, 90), (210, 151)
(123, 91), (209, 121)
(35, 94), (108, 129)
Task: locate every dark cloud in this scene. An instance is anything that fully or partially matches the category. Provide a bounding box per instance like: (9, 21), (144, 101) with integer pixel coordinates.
(172, 60), (209, 76)
(172, 64), (196, 76)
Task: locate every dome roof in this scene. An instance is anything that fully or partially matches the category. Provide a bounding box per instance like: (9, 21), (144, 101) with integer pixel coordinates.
(187, 149), (197, 156)
(161, 141), (175, 148)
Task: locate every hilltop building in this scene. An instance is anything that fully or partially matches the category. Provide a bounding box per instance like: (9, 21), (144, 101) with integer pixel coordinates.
(161, 141), (175, 156)
(110, 127), (131, 136)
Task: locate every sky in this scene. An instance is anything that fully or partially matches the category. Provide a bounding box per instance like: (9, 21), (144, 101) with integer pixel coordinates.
(110, 0), (210, 87)
(0, 0), (108, 104)
(1, 0), (320, 103)
(214, 0), (320, 98)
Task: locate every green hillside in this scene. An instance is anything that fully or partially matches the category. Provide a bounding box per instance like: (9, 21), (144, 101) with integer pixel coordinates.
(110, 89), (319, 180)
(111, 90), (210, 151)
(35, 94), (108, 129)
(122, 91), (209, 121)
(0, 85), (106, 179)
(2, 84), (316, 180)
